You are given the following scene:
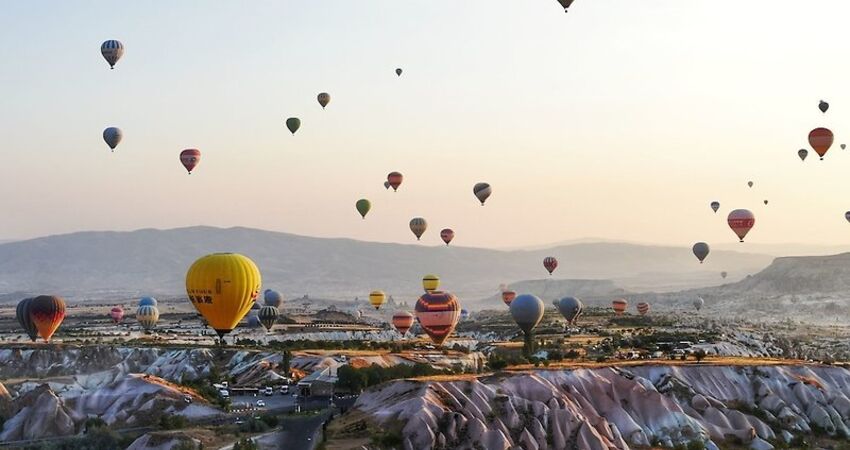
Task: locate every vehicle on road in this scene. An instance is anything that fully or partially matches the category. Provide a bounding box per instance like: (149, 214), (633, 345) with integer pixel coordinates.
(264, 386), (274, 396)
(256, 400), (266, 407)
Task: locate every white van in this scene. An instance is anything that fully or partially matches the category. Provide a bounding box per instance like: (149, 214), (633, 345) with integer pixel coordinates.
(264, 387), (274, 396)
(219, 389), (230, 398)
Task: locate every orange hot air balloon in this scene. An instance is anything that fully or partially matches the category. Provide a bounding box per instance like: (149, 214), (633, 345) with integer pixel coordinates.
(612, 298), (627, 315)
(501, 290), (517, 307)
(727, 209), (755, 242)
(414, 291), (461, 346)
(29, 295), (66, 342)
(809, 128), (834, 160)
(387, 172), (403, 192)
(180, 149), (201, 174)
(392, 311), (415, 336)
(636, 302), (650, 316)
(440, 228), (454, 245)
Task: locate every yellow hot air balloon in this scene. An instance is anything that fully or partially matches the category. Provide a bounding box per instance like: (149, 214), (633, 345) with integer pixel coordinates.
(369, 290), (387, 310)
(422, 275), (440, 293)
(185, 253), (262, 338)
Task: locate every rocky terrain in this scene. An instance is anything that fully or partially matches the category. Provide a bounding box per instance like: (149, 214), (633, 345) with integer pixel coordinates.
(339, 364), (850, 450)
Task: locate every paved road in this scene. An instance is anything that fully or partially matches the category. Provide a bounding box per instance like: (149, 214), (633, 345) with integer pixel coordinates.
(278, 410), (333, 450)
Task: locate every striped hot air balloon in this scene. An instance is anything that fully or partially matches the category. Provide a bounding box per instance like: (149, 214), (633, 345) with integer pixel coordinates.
(180, 149), (201, 174)
(636, 302), (650, 316)
(414, 291), (461, 346)
(501, 290), (517, 307)
(369, 291), (386, 310)
(473, 182), (492, 206)
(136, 305), (159, 332)
(392, 311), (415, 336)
(409, 218), (427, 240)
(29, 295), (66, 342)
(100, 40), (124, 69)
(422, 275), (440, 293)
(16, 298), (38, 342)
(727, 209), (755, 242)
(543, 257), (558, 275)
(612, 299), (628, 315)
(110, 306), (124, 324)
(258, 306), (278, 331)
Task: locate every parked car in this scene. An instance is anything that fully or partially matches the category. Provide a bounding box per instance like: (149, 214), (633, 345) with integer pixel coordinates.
(183, 395), (192, 404)
(256, 400), (266, 407)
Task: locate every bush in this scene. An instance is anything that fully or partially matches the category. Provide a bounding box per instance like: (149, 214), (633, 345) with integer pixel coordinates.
(337, 363), (447, 393)
(159, 414), (188, 430)
(371, 430), (404, 448)
(232, 438), (258, 450)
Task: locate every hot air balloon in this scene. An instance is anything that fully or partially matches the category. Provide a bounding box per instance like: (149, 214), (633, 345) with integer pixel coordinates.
(247, 313), (261, 328)
(28, 295), (66, 342)
(110, 306), (124, 324)
(180, 149), (201, 174)
(387, 172), (403, 191)
(440, 229), (454, 245)
(392, 311), (415, 335)
(747, 181), (754, 188)
(557, 296), (583, 325)
(612, 299), (627, 315)
(317, 93), (331, 109)
(543, 257), (558, 275)
(764, 200), (769, 205)
(710, 201), (720, 213)
(798, 149), (808, 161)
(846, 211), (850, 223)
(727, 209), (755, 242)
(101, 40), (124, 69)
(286, 118), (301, 135)
(103, 127), (122, 151)
(186, 253), (262, 339)
(721, 271), (728, 279)
(414, 291), (460, 346)
(510, 294), (544, 355)
(251, 301), (261, 311)
(636, 302), (650, 316)
(422, 275), (440, 293)
(809, 127), (834, 160)
(842, 144), (847, 150)
(16, 298), (38, 342)
(139, 297), (158, 307)
(258, 305), (278, 331)
(136, 305), (159, 332)
(692, 242), (710, 263)
(410, 217), (427, 240)
(396, 68), (403, 76)
(501, 290), (517, 307)
(473, 183), (492, 206)
(264, 289), (283, 308)
(383, 181), (391, 190)
(694, 297), (705, 311)
(556, 0), (575, 12)
(356, 199), (371, 219)
(369, 291), (386, 310)
(819, 100), (829, 113)
(460, 309), (470, 321)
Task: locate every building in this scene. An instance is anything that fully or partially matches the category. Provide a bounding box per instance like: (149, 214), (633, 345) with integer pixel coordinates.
(297, 367), (337, 398)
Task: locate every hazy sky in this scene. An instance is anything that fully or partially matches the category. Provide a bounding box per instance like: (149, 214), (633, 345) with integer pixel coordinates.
(2, 1), (850, 249)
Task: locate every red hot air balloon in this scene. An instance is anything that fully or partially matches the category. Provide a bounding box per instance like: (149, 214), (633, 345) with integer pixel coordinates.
(636, 302), (650, 316)
(809, 128), (834, 160)
(392, 311), (415, 336)
(612, 299), (627, 315)
(387, 172), (403, 192)
(110, 306), (124, 324)
(180, 149), (201, 174)
(501, 290), (516, 307)
(440, 228), (455, 245)
(727, 209), (755, 242)
(414, 291), (460, 346)
(29, 295), (66, 342)
(543, 257), (558, 275)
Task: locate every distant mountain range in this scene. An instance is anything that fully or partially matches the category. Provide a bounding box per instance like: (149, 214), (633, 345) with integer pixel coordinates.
(0, 226), (774, 303)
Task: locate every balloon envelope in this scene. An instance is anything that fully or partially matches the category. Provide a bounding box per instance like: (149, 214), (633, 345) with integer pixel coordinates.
(422, 275), (440, 293)
(317, 93), (331, 109)
(286, 118), (301, 135)
(29, 295), (66, 342)
(258, 305), (278, 331)
(356, 199), (371, 219)
(139, 297), (158, 307)
(727, 209), (755, 242)
(410, 218), (427, 240)
(101, 40), (124, 68)
(710, 201), (720, 213)
(185, 253), (262, 338)
(798, 149), (808, 161)
(460, 309), (470, 321)
(387, 172), (403, 191)
(636, 302), (650, 316)
(414, 291), (460, 346)
(543, 257), (558, 275)
(556, 0), (575, 11)
(557, 296), (583, 325)
(110, 306), (124, 324)
(103, 127), (122, 150)
(694, 297), (705, 311)
(721, 271), (728, 279)
(510, 294), (544, 334)
(392, 311), (415, 335)
(501, 290), (517, 307)
(473, 182), (492, 205)
(440, 228), (454, 245)
(809, 127), (834, 160)
(369, 290), (386, 310)
(692, 242), (710, 263)
(264, 289), (283, 308)
(136, 305), (159, 331)
(819, 100), (829, 113)
(180, 149), (201, 174)
(748, 181), (753, 188)
(396, 68), (402, 76)
(16, 298), (38, 342)
(612, 299), (627, 315)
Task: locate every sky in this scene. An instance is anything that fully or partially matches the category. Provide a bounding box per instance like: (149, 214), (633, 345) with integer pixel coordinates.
(2, 1), (850, 249)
